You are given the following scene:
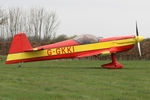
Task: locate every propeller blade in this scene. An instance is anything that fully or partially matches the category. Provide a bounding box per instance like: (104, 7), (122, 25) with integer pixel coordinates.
(137, 42), (142, 56)
(136, 21), (139, 36)
(136, 21), (142, 56)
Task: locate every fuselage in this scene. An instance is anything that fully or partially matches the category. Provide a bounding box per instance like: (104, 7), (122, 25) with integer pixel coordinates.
(6, 35), (144, 64)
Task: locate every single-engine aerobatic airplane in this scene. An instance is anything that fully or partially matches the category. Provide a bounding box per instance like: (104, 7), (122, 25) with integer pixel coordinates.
(5, 24), (144, 69)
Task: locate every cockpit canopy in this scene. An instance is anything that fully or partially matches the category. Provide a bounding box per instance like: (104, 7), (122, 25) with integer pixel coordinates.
(73, 34), (99, 44)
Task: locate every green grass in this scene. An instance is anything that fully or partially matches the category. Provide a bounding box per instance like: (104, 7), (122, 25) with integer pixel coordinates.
(0, 60), (150, 100)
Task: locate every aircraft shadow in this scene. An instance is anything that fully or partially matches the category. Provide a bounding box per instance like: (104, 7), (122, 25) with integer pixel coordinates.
(38, 66), (150, 70)
(38, 66), (102, 70)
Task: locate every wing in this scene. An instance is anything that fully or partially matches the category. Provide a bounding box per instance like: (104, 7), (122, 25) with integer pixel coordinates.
(75, 47), (117, 58)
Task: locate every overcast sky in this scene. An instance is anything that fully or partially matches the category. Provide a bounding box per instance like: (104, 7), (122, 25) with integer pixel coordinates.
(1, 0), (150, 38)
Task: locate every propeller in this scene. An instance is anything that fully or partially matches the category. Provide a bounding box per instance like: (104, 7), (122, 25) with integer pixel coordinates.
(136, 21), (142, 56)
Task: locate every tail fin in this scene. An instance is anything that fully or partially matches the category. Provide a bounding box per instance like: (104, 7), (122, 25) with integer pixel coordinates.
(8, 33), (33, 54)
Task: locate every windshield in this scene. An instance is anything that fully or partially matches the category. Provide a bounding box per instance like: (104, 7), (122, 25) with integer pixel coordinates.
(73, 34), (99, 44)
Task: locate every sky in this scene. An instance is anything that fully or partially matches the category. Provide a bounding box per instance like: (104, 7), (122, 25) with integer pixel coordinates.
(1, 0), (150, 38)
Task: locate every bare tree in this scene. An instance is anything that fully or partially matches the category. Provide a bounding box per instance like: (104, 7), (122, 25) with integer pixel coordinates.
(29, 8), (59, 41)
(0, 8), (7, 40)
(0, 7), (59, 41)
(5, 8), (24, 39)
(43, 11), (59, 41)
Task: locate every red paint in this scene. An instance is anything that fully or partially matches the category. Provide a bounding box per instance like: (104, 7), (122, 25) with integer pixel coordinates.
(72, 46), (75, 52)
(47, 46), (75, 56)
(102, 53), (123, 69)
(100, 35), (135, 42)
(37, 40), (79, 50)
(102, 62), (123, 69)
(56, 48), (61, 55)
(115, 44), (134, 52)
(67, 47), (72, 53)
(9, 33), (33, 54)
(111, 53), (116, 64)
(47, 49), (52, 56)
(61, 47), (66, 54)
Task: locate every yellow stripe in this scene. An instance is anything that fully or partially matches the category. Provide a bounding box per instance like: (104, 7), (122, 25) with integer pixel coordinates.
(101, 51), (111, 55)
(6, 38), (136, 61)
(33, 48), (38, 50)
(7, 50), (48, 61)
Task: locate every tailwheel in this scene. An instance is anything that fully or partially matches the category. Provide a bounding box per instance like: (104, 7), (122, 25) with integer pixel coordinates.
(18, 61), (23, 68)
(102, 53), (123, 69)
(18, 64), (22, 68)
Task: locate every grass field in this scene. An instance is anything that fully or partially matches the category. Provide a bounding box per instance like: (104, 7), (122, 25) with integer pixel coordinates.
(0, 60), (150, 100)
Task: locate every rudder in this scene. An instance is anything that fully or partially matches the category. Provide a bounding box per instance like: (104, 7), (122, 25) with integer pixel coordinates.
(8, 33), (33, 54)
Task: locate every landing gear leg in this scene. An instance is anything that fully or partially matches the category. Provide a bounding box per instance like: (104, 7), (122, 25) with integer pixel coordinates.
(102, 53), (123, 69)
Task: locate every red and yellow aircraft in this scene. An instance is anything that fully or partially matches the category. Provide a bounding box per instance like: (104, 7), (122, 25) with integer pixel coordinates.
(5, 26), (144, 69)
